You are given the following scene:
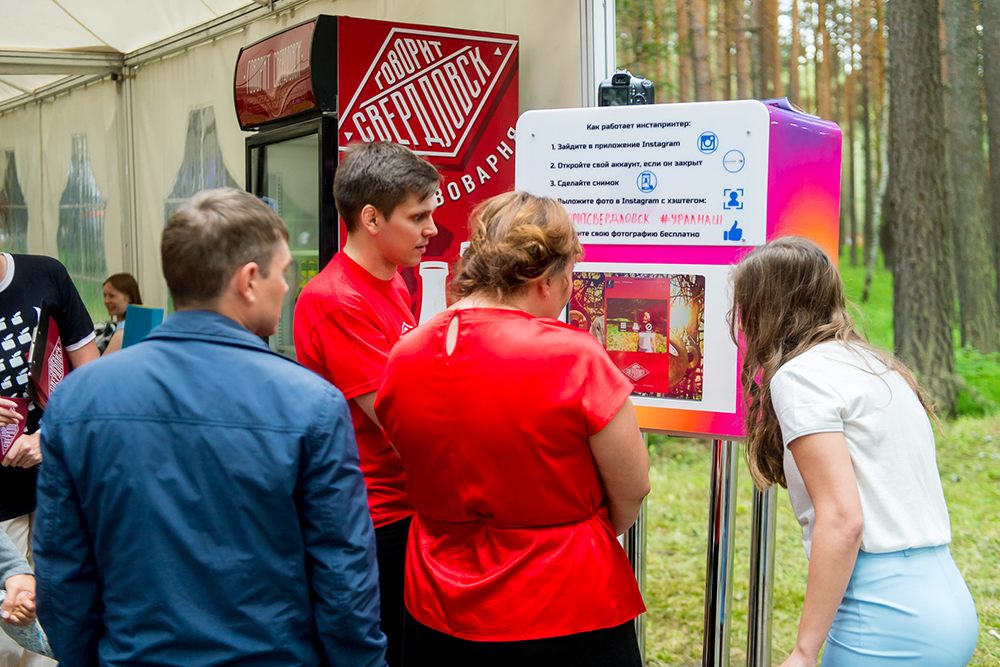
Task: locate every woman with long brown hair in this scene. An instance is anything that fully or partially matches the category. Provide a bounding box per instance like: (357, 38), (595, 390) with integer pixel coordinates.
(731, 236), (977, 666)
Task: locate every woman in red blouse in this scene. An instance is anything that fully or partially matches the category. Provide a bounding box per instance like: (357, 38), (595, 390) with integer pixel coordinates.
(375, 191), (650, 667)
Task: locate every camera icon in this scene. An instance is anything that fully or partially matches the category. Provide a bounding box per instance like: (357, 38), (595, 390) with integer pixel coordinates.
(698, 131), (719, 154)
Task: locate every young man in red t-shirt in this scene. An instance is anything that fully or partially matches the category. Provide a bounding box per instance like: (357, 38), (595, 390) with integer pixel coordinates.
(293, 141), (439, 666)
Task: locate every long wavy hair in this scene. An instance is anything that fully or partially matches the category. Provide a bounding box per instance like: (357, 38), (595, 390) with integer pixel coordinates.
(729, 236), (934, 490)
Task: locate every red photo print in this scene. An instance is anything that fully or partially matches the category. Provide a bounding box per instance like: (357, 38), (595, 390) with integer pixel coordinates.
(571, 271), (705, 401)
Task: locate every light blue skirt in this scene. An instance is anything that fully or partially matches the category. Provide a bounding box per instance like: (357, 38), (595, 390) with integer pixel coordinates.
(822, 545), (978, 667)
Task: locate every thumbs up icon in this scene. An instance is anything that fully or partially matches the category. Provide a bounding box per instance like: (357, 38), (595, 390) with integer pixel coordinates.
(724, 220), (743, 242)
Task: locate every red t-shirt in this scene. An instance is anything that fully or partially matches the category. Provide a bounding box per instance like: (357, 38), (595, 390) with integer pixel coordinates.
(375, 308), (646, 641)
(293, 252), (415, 528)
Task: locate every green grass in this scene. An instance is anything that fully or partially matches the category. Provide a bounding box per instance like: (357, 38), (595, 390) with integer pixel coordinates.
(839, 256), (894, 350)
(643, 259), (1000, 665)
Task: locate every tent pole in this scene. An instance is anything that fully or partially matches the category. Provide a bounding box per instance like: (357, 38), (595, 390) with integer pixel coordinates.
(116, 68), (139, 275)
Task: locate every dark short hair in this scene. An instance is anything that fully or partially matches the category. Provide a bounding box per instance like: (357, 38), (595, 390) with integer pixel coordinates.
(161, 188), (289, 307)
(103, 273), (142, 306)
(334, 141), (440, 232)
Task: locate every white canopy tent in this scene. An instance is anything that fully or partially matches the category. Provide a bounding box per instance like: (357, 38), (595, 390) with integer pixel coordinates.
(0, 0), (616, 318)
(0, 1), (285, 108)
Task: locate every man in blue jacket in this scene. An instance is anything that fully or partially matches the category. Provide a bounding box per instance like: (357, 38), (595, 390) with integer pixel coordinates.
(33, 188), (387, 667)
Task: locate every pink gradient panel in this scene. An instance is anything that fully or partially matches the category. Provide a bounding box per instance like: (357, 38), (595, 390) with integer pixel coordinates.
(587, 104), (841, 439)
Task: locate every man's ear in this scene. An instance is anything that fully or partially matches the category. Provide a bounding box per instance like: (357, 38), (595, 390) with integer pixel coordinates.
(359, 204), (381, 236)
(230, 262), (260, 304)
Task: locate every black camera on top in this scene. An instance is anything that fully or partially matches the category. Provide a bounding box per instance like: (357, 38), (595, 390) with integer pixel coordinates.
(598, 70), (655, 107)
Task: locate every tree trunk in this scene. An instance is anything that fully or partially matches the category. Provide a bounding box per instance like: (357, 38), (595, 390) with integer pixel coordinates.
(861, 0), (877, 299)
(816, 0), (832, 118)
(944, 0), (1000, 352)
(789, 0), (801, 105)
(633, 1), (650, 72)
(735, 0), (751, 98)
(881, 168), (896, 272)
(831, 10), (845, 257)
(678, 0), (693, 101)
(848, 0), (858, 266)
(756, 0), (781, 97)
(887, 0), (957, 412)
(654, 0), (669, 102)
(691, 0), (714, 99)
(769, 0), (782, 97)
(619, 0), (635, 68)
(982, 0), (1000, 315)
(874, 0), (886, 183)
(718, 0), (733, 99)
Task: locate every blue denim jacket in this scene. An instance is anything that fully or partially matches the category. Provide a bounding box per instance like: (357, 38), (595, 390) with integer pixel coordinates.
(35, 310), (386, 667)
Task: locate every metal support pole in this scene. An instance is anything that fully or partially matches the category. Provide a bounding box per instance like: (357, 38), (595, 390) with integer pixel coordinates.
(624, 433), (649, 665)
(115, 66), (139, 276)
(702, 440), (739, 667)
(746, 485), (777, 667)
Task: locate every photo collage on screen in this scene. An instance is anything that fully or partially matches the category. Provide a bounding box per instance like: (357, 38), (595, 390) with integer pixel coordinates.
(570, 272), (706, 401)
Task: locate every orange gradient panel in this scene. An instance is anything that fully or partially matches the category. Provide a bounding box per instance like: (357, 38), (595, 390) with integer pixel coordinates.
(771, 186), (841, 265)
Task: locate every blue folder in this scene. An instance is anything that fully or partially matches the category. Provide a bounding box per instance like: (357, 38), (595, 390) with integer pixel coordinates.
(121, 306), (164, 348)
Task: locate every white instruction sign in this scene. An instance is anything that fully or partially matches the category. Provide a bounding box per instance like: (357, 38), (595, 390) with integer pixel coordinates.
(515, 101), (770, 246)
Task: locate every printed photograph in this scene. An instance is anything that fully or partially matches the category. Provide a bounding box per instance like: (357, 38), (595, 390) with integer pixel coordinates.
(604, 276), (671, 354)
(570, 271), (705, 401)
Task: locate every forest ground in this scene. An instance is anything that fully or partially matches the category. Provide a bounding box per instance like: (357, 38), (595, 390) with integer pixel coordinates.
(642, 260), (1000, 666)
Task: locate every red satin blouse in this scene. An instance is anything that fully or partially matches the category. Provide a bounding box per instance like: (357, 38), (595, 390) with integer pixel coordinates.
(375, 308), (646, 641)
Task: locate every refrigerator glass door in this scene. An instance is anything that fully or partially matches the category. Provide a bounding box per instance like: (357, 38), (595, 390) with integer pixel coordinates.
(250, 133), (319, 360)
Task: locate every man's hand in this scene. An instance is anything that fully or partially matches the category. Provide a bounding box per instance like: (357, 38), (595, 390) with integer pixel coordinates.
(1, 432), (41, 468)
(1, 574), (36, 626)
(0, 398), (23, 428)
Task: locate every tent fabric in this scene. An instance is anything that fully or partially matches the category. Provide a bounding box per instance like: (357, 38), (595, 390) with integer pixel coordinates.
(0, 0), (254, 105)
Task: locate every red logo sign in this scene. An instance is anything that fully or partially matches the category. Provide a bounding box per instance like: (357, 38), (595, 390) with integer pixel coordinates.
(339, 24), (517, 165)
(336, 18), (519, 323)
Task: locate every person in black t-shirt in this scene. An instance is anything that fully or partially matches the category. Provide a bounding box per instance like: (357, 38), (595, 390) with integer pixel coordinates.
(0, 249), (98, 667)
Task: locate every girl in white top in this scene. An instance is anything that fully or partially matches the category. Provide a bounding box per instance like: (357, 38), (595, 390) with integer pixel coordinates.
(730, 237), (977, 667)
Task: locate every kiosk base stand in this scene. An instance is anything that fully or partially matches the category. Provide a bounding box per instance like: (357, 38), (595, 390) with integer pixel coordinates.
(702, 440), (739, 667)
(746, 486), (777, 667)
(624, 498), (647, 662)
(624, 434), (649, 664)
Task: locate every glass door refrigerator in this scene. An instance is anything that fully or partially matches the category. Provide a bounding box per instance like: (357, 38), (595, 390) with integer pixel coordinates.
(245, 116), (337, 359)
(236, 17), (339, 360)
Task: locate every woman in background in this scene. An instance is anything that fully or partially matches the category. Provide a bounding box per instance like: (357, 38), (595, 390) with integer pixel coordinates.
(730, 236), (977, 666)
(376, 191), (649, 667)
(98, 273), (142, 355)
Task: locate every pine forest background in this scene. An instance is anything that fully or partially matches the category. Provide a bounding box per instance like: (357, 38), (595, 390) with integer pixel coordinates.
(616, 0), (1000, 414)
